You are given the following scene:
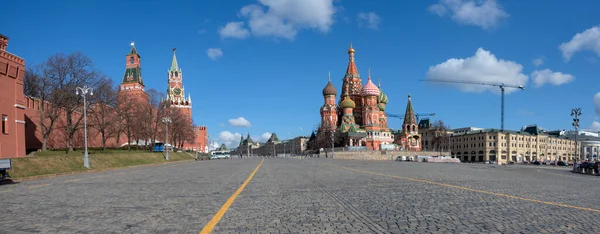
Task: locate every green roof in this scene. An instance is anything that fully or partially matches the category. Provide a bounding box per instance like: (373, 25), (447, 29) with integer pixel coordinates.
(122, 67), (143, 84)
(130, 46), (138, 55)
(170, 48), (180, 72)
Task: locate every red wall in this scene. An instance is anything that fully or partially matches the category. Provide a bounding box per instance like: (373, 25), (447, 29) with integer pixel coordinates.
(0, 48), (26, 159)
(23, 97), (128, 151)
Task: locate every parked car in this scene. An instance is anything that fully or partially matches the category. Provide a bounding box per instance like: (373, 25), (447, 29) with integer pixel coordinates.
(556, 161), (567, 166)
(532, 161), (542, 165)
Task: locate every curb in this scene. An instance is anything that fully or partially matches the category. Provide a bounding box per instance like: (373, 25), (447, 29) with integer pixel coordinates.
(11, 159), (196, 182)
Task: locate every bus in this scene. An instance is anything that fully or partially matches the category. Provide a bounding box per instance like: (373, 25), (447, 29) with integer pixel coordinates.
(210, 151), (231, 159)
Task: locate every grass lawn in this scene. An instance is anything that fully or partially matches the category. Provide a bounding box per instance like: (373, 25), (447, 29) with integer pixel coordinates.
(9, 149), (202, 178)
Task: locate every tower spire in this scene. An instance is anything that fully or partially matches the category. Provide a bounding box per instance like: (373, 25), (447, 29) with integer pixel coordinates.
(344, 43), (358, 78)
(328, 71), (331, 81)
(170, 48), (179, 72)
(403, 94), (417, 126)
(129, 42), (137, 54)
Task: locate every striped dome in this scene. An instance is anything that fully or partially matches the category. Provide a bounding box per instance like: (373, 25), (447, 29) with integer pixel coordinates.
(378, 88), (388, 104)
(361, 78), (380, 96)
(340, 96), (356, 109)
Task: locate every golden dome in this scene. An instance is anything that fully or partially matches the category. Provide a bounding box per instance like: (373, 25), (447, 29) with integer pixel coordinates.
(348, 42), (355, 54)
(340, 96), (356, 109)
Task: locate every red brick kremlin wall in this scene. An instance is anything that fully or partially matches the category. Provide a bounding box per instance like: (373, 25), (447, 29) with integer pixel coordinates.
(0, 35), (208, 158)
(22, 96), (129, 152)
(0, 34), (26, 158)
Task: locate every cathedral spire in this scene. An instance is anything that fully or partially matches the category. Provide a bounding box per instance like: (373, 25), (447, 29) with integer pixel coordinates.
(170, 48), (179, 72)
(345, 42), (359, 78)
(403, 94), (417, 126)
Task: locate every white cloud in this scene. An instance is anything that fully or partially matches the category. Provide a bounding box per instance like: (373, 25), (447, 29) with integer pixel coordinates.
(532, 57), (544, 67)
(219, 22), (251, 39)
(207, 48), (223, 60)
(357, 12), (381, 30)
(531, 69), (575, 87)
(255, 132), (272, 142)
(220, 0), (336, 40)
(428, 0), (508, 30)
(228, 117), (252, 127)
(559, 25), (600, 61)
(218, 131), (242, 148)
(591, 121), (600, 130)
(208, 142), (220, 151)
(425, 48), (528, 94)
(594, 92), (600, 116)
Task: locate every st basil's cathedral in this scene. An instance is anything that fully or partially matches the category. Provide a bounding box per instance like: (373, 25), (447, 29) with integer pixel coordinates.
(319, 44), (422, 151)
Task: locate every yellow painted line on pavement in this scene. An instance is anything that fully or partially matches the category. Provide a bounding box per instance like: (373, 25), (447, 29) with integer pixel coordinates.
(200, 158), (265, 234)
(65, 178), (82, 183)
(28, 183), (52, 189)
(325, 164), (600, 213)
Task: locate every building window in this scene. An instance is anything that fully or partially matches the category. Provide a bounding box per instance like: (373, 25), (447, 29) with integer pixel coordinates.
(2, 115), (7, 134)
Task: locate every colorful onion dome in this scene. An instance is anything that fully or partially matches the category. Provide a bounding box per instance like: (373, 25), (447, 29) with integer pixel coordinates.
(348, 43), (355, 54)
(322, 81), (337, 96)
(340, 96), (356, 109)
(378, 88), (388, 104)
(361, 77), (380, 96)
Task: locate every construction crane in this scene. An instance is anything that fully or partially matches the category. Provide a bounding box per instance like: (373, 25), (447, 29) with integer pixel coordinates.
(386, 112), (436, 123)
(420, 79), (525, 131)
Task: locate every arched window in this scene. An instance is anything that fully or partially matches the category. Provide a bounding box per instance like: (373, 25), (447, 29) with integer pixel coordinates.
(129, 57), (134, 64)
(175, 71), (179, 77)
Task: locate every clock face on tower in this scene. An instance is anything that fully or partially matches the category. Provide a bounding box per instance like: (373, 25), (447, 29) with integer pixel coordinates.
(173, 87), (182, 95)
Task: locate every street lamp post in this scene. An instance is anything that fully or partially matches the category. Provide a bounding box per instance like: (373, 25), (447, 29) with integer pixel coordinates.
(75, 86), (93, 169)
(162, 117), (172, 160)
(330, 130), (335, 159)
(571, 108), (582, 162)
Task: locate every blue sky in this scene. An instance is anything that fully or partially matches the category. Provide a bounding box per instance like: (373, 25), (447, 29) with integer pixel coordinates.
(2, 0), (600, 148)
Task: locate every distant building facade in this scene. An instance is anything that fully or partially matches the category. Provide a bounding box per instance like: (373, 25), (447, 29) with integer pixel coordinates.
(234, 133), (308, 157)
(447, 125), (578, 163)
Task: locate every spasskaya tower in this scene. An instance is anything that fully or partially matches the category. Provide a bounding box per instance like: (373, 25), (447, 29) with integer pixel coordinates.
(165, 48), (191, 119)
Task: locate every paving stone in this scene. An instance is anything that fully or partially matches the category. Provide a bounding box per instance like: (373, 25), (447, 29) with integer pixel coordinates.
(1, 158), (599, 233)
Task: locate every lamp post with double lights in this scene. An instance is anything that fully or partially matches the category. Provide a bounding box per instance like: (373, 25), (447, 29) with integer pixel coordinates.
(76, 86), (93, 169)
(162, 117), (172, 160)
(571, 108), (582, 162)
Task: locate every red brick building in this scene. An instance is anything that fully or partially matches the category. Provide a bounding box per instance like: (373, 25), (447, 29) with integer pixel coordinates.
(319, 44), (394, 150)
(318, 44), (421, 151)
(1, 37), (208, 157)
(0, 34), (26, 158)
(163, 48), (207, 152)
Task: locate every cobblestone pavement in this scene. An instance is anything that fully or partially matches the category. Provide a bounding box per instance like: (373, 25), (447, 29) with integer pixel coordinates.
(1, 157), (599, 233)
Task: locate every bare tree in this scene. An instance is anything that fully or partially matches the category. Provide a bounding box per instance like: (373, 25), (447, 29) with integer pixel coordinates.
(116, 92), (136, 150)
(89, 77), (117, 151)
(430, 120), (450, 155)
(40, 52), (101, 152)
(144, 89), (165, 151)
(24, 66), (61, 151)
